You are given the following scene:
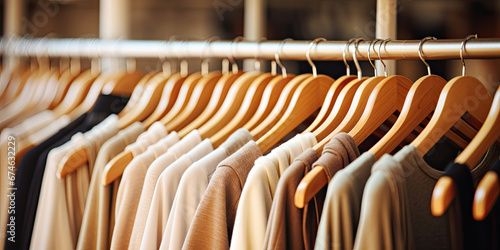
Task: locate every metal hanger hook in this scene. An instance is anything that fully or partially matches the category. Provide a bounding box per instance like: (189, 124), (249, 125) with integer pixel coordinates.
(418, 36), (436, 76)
(306, 38), (326, 77)
(275, 38), (292, 78)
(343, 38), (355, 76)
(368, 39), (382, 76)
(229, 36), (244, 73)
(201, 36), (219, 76)
(352, 38), (364, 79)
(378, 38), (391, 77)
(460, 34), (478, 76)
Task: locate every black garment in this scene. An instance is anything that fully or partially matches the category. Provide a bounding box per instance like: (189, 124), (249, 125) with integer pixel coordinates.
(5, 94), (129, 250)
(487, 160), (500, 250)
(443, 162), (493, 250)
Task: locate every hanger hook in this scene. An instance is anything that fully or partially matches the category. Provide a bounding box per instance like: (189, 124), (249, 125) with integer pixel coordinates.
(201, 36), (219, 76)
(275, 38), (292, 78)
(352, 38), (364, 79)
(377, 38), (391, 77)
(306, 38), (326, 77)
(418, 36), (436, 76)
(343, 38), (355, 76)
(368, 39), (382, 76)
(460, 34), (477, 76)
(228, 36), (244, 73)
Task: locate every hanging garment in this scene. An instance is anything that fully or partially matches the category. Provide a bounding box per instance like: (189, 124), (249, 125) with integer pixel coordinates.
(150, 129), (253, 250)
(354, 144), (499, 250)
(487, 160), (500, 249)
(182, 141), (262, 250)
(125, 121), (168, 157)
(263, 133), (359, 250)
(442, 163), (493, 250)
(230, 133), (316, 250)
(110, 130), (204, 250)
(30, 115), (119, 250)
(77, 122), (144, 250)
(129, 138), (213, 249)
(314, 152), (376, 250)
(5, 94), (129, 250)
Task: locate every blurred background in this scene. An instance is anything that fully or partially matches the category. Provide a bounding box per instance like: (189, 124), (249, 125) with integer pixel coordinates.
(1, 0), (499, 94)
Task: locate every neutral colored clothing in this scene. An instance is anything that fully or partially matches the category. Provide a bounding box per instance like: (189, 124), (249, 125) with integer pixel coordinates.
(354, 144), (498, 250)
(182, 140), (262, 250)
(230, 134), (316, 250)
(0, 110), (57, 247)
(264, 133), (360, 250)
(154, 129), (252, 250)
(76, 122), (144, 250)
(30, 115), (119, 250)
(13, 94), (129, 250)
(314, 152), (376, 250)
(262, 148), (319, 250)
(110, 130), (202, 250)
(129, 139), (213, 250)
(125, 121), (168, 156)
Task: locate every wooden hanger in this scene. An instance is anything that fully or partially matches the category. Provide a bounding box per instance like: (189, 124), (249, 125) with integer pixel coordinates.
(0, 66), (31, 109)
(471, 88), (500, 221)
(429, 36), (500, 217)
(51, 69), (99, 118)
(211, 39), (293, 146)
(142, 70), (186, 128)
(49, 58), (81, 109)
(117, 71), (154, 118)
(295, 38), (388, 208)
(117, 70), (169, 129)
(242, 55), (296, 131)
(159, 72), (203, 125)
(308, 39), (374, 141)
(255, 38), (335, 153)
(164, 57), (223, 132)
(101, 60), (144, 97)
(177, 69), (244, 137)
(302, 39), (363, 134)
(210, 72), (274, 147)
(197, 71), (262, 138)
(368, 38), (456, 159)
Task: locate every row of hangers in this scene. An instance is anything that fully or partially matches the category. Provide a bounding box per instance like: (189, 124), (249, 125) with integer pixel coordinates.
(2, 35), (499, 220)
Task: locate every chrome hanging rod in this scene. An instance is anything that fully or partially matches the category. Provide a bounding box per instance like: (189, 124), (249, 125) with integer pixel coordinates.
(2, 37), (500, 61)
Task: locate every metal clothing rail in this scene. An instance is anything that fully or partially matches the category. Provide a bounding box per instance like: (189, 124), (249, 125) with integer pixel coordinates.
(2, 37), (500, 61)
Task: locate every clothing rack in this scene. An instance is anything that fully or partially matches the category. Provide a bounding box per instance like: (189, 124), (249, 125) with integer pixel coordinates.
(2, 37), (500, 61)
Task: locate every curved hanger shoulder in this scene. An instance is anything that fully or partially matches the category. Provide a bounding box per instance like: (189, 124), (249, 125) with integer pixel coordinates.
(67, 73), (114, 119)
(165, 71), (223, 132)
(118, 72), (155, 118)
(142, 72), (185, 128)
(313, 76), (386, 154)
(118, 72), (169, 129)
(473, 171), (500, 221)
(312, 77), (368, 141)
(52, 69), (98, 118)
(198, 72), (261, 139)
(50, 69), (79, 109)
(0, 67), (31, 109)
(242, 74), (295, 131)
(369, 75), (447, 159)
(210, 73), (275, 147)
(256, 74), (335, 153)
(160, 72), (203, 126)
(349, 75), (413, 145)
(434, 87), (500, 218)
(101, 71), (144, 96)
(250, 74), (312, 140)
(178, 71), (244, 137)
(411, 76), (492, 156)
(303, 75), (356, 133)
(102, 150), (134, 186)
(295, 76), (386, 209)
